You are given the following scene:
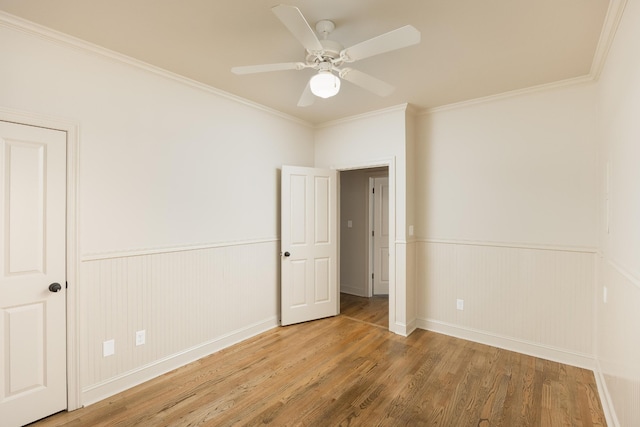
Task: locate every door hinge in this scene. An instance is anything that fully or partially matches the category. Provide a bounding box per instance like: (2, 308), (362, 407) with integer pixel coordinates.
(372, 230), (374, 236)
(372, 273), (374, 280)
(66, 281), (68, 289)
(372, 187), (375, 194)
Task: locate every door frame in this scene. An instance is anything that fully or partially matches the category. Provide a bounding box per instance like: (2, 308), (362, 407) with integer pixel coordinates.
(0, 108), (81, 410)
(336, 158), (396, 332)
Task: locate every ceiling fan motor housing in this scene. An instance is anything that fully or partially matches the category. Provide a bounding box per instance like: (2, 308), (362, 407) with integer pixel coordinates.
(306, 39), (343, 65)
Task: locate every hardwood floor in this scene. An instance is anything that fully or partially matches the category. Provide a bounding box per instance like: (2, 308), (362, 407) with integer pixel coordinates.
(340, 292), (388, 328)
(32, 296), (606, 426)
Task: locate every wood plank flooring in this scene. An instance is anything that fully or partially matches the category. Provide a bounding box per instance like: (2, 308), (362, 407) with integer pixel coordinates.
(31, 294), (606, 426)
(340, 292), (388, 328)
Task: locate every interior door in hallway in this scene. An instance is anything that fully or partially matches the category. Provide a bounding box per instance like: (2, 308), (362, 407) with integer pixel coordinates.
(281, 165), (338, 326)
(372, 176), (389, 295)
(0, 121), (67, 427)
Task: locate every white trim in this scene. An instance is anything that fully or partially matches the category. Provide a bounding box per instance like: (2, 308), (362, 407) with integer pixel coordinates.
(66, 122), (81, 411)
(339, 285), (368, 298)
(0, 11), (311, 129)
(368, 177), (375, 298)
(316, 104), (408, 129)
(593, 359), (620, 427)
(421, 76), (594, 115)
(416, 237), (597, 254)
(81, 317), (278, 406)
(336, 158), (397, 335)
(415, 0), (627, 116)
(332, 157), (396, 173)
(0, 108), (82, 411)
(81, 237), (279, 261)
(590, 0), (628, 80)
(394, 319), (417, 337)
(404, 104), (421, 116)
(1, 0), (627, 127)
(417, 318), (595, 370)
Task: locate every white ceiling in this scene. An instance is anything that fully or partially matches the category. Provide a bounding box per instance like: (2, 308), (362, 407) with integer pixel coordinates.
(0, 0), (611, 124)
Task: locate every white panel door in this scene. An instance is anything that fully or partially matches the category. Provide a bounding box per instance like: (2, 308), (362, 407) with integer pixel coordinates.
(281, 166), (337, 326)
(0, 121), (67, 427)
(373, 177), (389, 295)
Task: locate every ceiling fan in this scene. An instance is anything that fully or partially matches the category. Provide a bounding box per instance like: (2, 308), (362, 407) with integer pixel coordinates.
(231, 4), (421, 107)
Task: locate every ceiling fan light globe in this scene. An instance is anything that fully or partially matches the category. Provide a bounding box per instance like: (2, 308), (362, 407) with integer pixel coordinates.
(310, 72), (340, 98)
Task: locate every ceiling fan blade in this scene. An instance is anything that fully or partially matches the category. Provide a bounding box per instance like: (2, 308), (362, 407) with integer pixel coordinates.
(272, 5), (323, 53)
(339, 68), (395, 97)
(231, 62), (305, 75)
(341, 25), (421, 62)
(297, 82), (315, 107)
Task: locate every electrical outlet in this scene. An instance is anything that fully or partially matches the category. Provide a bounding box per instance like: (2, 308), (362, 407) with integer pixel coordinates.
(103, 339), (115, 357)
(136, 330), (146, 346)
(456, 299), (464, 311)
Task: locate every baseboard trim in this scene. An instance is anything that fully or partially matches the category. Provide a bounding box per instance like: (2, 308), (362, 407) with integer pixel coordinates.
(393, 319), (417, 337)
(416, 318), (595, 370)
(340, 285), (368, 297)
(593, 359), (621, 427)
(81, 317), (279, 406)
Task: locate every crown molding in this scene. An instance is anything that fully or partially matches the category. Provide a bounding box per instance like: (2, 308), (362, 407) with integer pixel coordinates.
(404, 103), (421, 116)
(589, 0), (628, 80)
(315, 103), (409, 129)
(415, 0), (627, 117)
(1, 0), (627, 127)
(0, 11), (313, 129)
(418, 75), (594, 115)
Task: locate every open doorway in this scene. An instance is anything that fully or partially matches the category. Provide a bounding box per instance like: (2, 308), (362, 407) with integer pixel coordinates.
(339, 167), (389, 328)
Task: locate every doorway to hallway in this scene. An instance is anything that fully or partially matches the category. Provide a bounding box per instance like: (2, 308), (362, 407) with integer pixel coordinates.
(339, 167), (389, 324)
(339, 293), (388, 328)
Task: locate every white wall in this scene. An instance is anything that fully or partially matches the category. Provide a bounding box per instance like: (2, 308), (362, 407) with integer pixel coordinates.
(315, 106), (414, 334)
(405, 109), (418, 325)
(595, 0), (640, 424)
(0, 23), (313, 255)
(0, 18), (314, 403)
(416, 85), (598, 248)
(415, 83), (599, 368)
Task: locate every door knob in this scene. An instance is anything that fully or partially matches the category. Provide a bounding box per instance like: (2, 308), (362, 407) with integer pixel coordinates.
(283, 251), (290, 257)
(49, 282), (62, 293)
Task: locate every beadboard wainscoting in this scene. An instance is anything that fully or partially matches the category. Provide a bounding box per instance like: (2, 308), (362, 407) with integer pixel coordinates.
(79, 239), (280, 405)
(595, 258), (640, 427)
(416, 240), (596, 369)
